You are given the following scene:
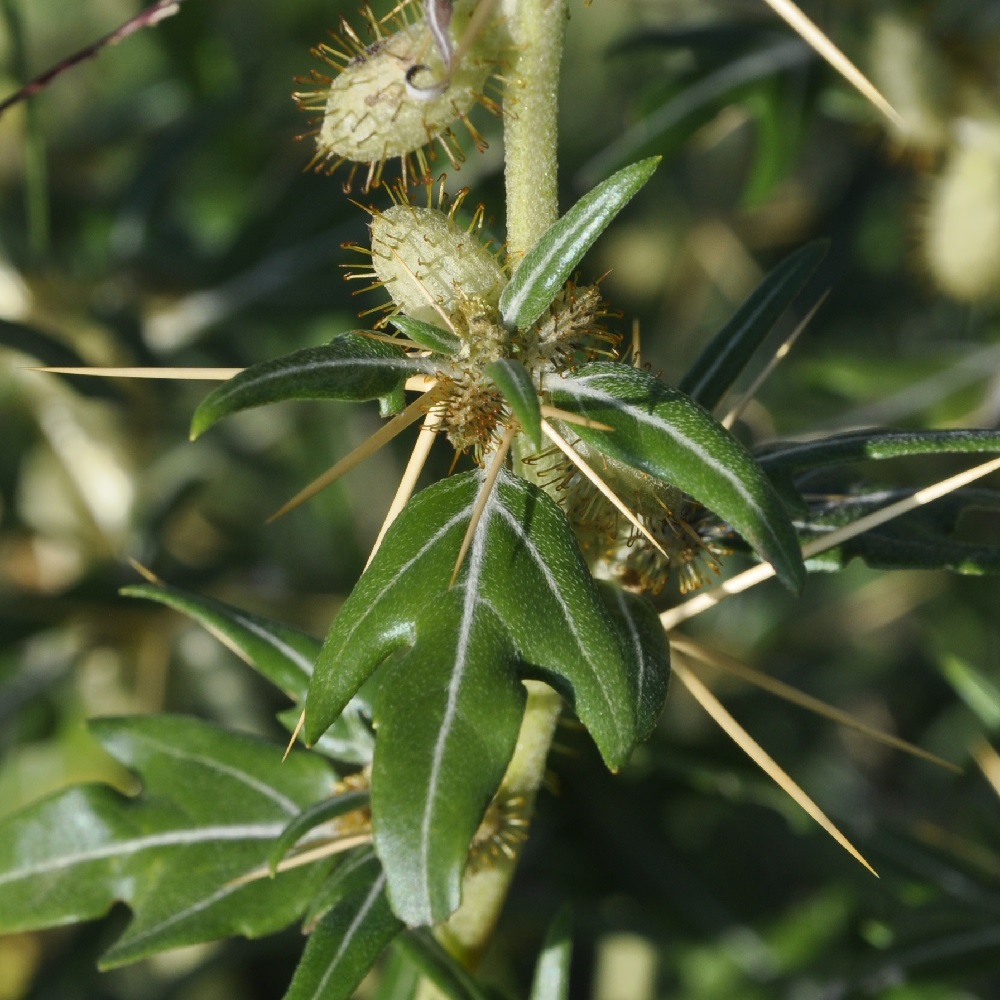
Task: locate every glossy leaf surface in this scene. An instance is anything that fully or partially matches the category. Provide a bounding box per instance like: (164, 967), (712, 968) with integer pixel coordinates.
(122, 582), (374, 765)
(499, 158), (660, 330)
(486, 358), (542, 447)
(305, 470), (668, 924)
(0, 715), (336, 966)
(390, 314), (463, 355)
(284, 850), (402, 1000)
(190, 332), (428, 439)
(549, 364), (805, 591)
(679, 240), (827, 410)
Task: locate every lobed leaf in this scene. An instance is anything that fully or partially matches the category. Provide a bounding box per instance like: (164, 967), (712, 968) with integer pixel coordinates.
(305, 470), (669, 924)
(284, 849), (402, 1000)
(485, 358), (542, 447)
(0, 715), (337, 966)
(499, 158), (660, 330)
(190, 332), (429, 439)
(549, 364), (805, 591)
(678, 241), (828, 410)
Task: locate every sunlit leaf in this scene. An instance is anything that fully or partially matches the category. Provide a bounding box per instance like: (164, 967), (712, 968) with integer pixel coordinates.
(549, 364), (805, 591)
(305, 470), (668, 924)
(0, 715), (336, 966)
(499, 158), (660, 330)
(190, 333), (429, 439)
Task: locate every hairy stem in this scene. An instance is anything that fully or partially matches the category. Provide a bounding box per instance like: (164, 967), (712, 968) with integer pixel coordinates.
(502, 0), (567, 261)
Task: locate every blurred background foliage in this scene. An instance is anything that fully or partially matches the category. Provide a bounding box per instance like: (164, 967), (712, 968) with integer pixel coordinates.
(2, 0), (1000, 997)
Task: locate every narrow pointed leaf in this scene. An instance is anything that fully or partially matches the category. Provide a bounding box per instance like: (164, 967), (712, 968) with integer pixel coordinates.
(678, 241), (828, 410)
(121, 582), (319, 701)
(392, 931), (489, 1000)
(305, 470), (668, 924)
(549, 364), (805, 591)
(500, 158), (661, 330)
(530, 907), (573, 1000)
(0, 716), (337, 966)
(190, 333), (429, 439)
(122, 582), (375, 765)
(270, 790), (370, 873)
(486, 359), (542, 447)
(800, 489), (1000, 575)
(284, 850), (402, 1000)
(759, 428), (1000, 496)
(391, 314), (463, 355)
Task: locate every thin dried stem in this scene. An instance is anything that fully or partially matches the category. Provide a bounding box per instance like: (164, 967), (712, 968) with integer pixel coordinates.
(672, 653), (878, 876)
(673, 634), (961, 773)
(660, 455), (1000, 630)
(388, 248), (460, 336)
(0, 0), (187, 116)
(450, 423), (517, 587)
(542, 419), (669, 560)
(268, 387), (441, 523)
(760, 0), (902, 128)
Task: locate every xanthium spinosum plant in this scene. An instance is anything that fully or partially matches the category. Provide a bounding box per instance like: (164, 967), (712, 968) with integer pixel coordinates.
(5, 0), (1000, 997)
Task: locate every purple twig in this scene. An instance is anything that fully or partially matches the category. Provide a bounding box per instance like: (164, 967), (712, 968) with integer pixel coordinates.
(0, 0), (189, 117)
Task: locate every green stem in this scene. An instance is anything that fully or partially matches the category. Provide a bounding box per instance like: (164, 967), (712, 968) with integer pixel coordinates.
(502, 0), (567, 261)
(418, 0), (568, 982)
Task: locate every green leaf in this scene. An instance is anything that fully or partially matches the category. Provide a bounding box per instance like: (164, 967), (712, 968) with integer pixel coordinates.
(530, 907), (573, 1000)
(548, 363), (805, 592)
(391, 314), (463, 355)
(190, 332), (428, 439)
(392, 931), (489, 1000)
(798, 489), (1000, 576)
(284, 850), (402, 1000)
(121, 582), (319, 702)
(306, 470), (667, 924)
(597, 583), (670, 742)
(122, 582), (375, 765)
(485, 358), (542, 447)
(0, 715), (337, 966)
(270, 790), (370, 873)
(759, 428), (1000, 496)
(499, 158), (660, 330)
(678, 241), (827, 410)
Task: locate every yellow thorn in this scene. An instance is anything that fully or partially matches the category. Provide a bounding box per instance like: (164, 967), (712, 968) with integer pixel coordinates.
(449, 424), (517, 587)
(672, 653), (878, 876)
(267, 387), (441, 523)
(660, 455), (1000, 630)
(283, 710), (306, 762)
(672, 634), (962, 773)
(541, 419), (670, 561)
(760, 0), (902, 129)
